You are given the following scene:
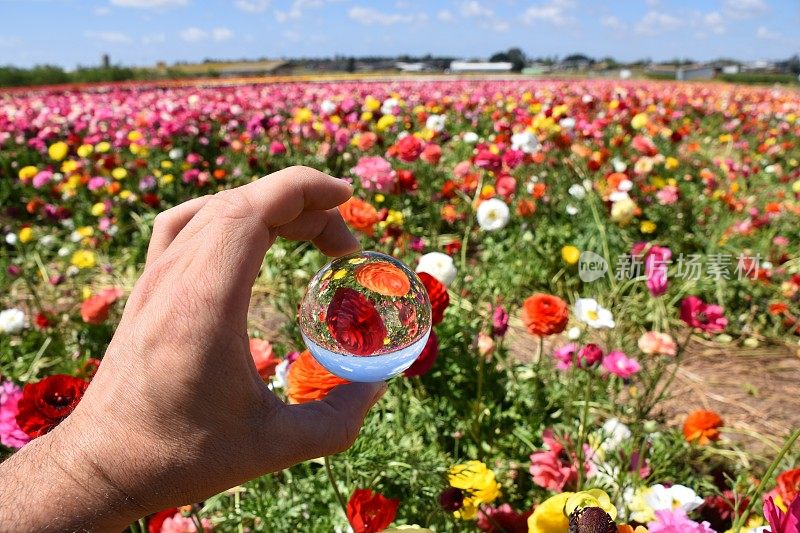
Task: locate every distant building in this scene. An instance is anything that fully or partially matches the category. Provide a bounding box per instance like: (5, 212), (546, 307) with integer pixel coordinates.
(158, 60), (292, 77)
(396, 62), (430, 72)
(449, 61), (513, 73)
(676, 65), (717, 80)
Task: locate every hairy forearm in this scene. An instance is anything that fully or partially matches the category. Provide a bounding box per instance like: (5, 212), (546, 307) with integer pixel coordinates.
(0, 418), (139, 532)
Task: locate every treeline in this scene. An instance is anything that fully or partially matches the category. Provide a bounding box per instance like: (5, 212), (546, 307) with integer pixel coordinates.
(0, 64), (213, 88)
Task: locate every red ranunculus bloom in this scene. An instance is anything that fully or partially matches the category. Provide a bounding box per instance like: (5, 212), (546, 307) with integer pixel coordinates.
(521, 293), (569, 337)
(346, 488), (400, 533)
(403, 330), (438, 377)
(777, 468), (800, 505)
(393, 135), (423, 162)
(418, 272), (449, 325)
(16, 374), (89, 438)
(680, 296), (727, 333)
(147, 508), (180, 533)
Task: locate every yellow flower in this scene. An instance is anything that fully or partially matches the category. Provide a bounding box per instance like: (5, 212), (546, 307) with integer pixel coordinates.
(792, 180), (800, 194)
(611, 198), (637, 225)
(77, 144), (94, 158)
(374, 193), (385, 203)
(376, 114), (396, 131)
(664, 157), (679, 170)
(481, 184), (495, 197)
(627, 486), (655, 524)
(363, 95), (380, 112)
(95, 141), (111, 153)
(71, 250), (96, 269)
(18, 227), (33, 244)
(565, 489), (617, 520)
(631, 113), (648, 130)
(360, 111), (374, 122)
(448, 460), (501, 520)
(18, 166), (38, 181)
(160, 174), (175, 186)
(561, 245), (580, 265)
(333, 269), (347, 280)
(127, 130), (143, 142)
(385, 210), (404, 227)
(91, 203), (106, 217)
(119, 190), (132, 200)
(640, 220), (656, 233)
(77, 226), (94, 238)
(528, 492), (572, 533)
(61, 160), (79, 175)
(48, 141), (69, 161)
(719, 133), (732, 143)
(293, 107), (312, 124)
(111, 167), (128, 180)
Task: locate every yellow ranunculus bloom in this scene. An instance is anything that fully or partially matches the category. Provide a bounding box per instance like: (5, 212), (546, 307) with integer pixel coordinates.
(528, 492), (572, 533)
(91, 203), (106, 217)
(376, 114), (396, 131)
(18, 166), (38, 181)
(631, 112), (648, 130)
(119, 190), (132, 200)
(562, 245), (580, 265)
(71, 250), (96, 269)
(77, 144), (94, 158)
(481, 184), (495, 197)
(293, 107), (312, 124)
(61, 160), (79, 174)
(792, 180), (800, 193)
(360, 111), (373, 122)
(610, 198), (637, 225)
(127, 130), (143, 142)
(48, 141), (69, 161)
(640, 220), (656, 233)
(385, 210), (404, 226)
(564, 489), (617, 520)
(363, 95), (380, 112)
(160, 174), (175, 185)
(18, 227), (33, 244)
(374, 194), (385, 203)
(448, 461), (500, 521)
(111, 167), (128, 180)
(664, 157), (679, 170)
(95, 141), (111, 153)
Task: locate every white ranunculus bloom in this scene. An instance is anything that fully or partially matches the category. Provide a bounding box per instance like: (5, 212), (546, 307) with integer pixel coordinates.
(4, 233), (17, 245)
(0, 308), (25, 334)
(380, 97), (399, 115)
(644, 484), (704, 514)
(566, 205), (579, 215)
(618, 179), (633, 192)
(320, 99), (337, 115)
(416, 252), (457, 287)
(425, 114), (446, 132)
(559, 117), (576, 130)
(463, 131), (479, 144)
(511, 130), (540, 154)
(568, 183), (586, 199)
(567, 326), (582, 340)
(168, 148), (183, 160)
(574, 298), (615, 329)
(600, 418), (631, 452)
(476, 198), (510, 232)
(609, 190), (630, 203)
(612, 158), (627, 172)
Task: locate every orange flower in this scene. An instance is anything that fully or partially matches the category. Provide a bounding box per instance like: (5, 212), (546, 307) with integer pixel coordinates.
(286, 351), (349, 404)
(339, 197), (379, 235)
(355, 262), (410, 297)
(776, 468), (800, 505)
(683, 410), (723, 445)
(521, 293), (569, 337)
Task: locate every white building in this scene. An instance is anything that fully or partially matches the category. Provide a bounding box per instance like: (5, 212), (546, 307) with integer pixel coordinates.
(449, 61), (513, 73)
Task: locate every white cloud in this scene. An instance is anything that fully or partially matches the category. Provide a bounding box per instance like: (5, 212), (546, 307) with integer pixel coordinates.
(724, 0), (767, 19)
(110, 0), (187, 9)
(437, 9), (454, 22)
(84, 31), (133, 44)
(460, 0), (493, 18)
(180, 27), (208, 42)
(348, 6), (424, 25)
(634, 11), (681, 35)
(756, 25), (781, 39)
(702, 11), (726, 35)
(142, 33), (166, 45)
(600, 15), (624, 30)
(522, 0), (576, 26)
(212, 27), (234, 41)
(235, 0), (269, 12)
(94, 6), (112, 15)
(275, 0), (324, 22)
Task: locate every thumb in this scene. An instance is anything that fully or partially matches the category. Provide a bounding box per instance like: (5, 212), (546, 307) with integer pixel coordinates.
(273, 382), (387, 464)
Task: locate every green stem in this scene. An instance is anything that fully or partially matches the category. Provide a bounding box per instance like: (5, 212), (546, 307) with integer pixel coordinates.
(576, 371), (594, 490)
(324, 456), (349, 519)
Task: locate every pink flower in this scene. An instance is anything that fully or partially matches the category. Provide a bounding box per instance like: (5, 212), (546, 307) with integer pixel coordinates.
(529, 429), (577, 491)
(638, 331), (677, 356)
(764, 495), (800, 533)
(352, 156), (396, 193)
(578, 343), (603, 367)
(647, 508), (715, 533)
(477, 503), (531, 533)
(495, 175), (517, 198)
(645, 245), (672, 297)
(502, 149), (524, 169)
(553, 343), (578, 370)
(0, 381), (30, 449)
(680, 296), (727, 333)
(474, 149), (502, 173)
(602, 350), (641, 378)
(269, 141), (286, 155)
(656, 185), (679, 205)
(32, 170), (54, 189)
(632, 135), (658, 156)
(492, 305), (509, 337)
(160, 512), (213, 532)
(420, 143), (442, 165)
(87, 177), (108, 191)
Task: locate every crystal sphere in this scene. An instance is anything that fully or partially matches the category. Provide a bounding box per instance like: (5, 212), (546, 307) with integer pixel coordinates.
(299, 251), (432, 382)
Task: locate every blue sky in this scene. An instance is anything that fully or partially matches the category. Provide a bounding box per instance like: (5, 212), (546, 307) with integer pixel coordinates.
(0, 0), (797, 68)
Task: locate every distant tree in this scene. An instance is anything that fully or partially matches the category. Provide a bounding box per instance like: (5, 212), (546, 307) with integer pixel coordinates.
(490, 47), (526, 72)
(346, 57), (356, 73)
(563, 53), (594, 64)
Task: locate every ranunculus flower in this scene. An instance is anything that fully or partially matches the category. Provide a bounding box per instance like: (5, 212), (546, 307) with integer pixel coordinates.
(637, 331), (677, 356)
(403, 331), (438, 377)
(80, 287), (123, 325)
(683, 410), (723, 445)
(777, 468), (800, 505)
(416, 252), (457, 287)
(647, 508), (715, 533)
(0, 308), (26, 334)
(530, 429), (577, 491)
(511, 130), (539, 153)
(528, 492), (571, 533)
(249, 338), (280, 379)
(355, 262), (410, 297)
(553, 343), (578, 370)
(764, 494), (800, 533)
(492, 305), (509, 337)
(420, 143), (442, 165)
(474, 149), (502, 172)
(339, 197), (380, 235)
(448, 460), (501, 520)
(577, 343), (603, 367)
(417, 272), (449, 325)
(0, 381), (30, 448)
(476, 198), (510, 231)
(680, 296), (727, 332)
(352, 156), (396, 192)
(346, 488), (400, 533)
(573, 298), (615, 329)
(15, 374), (89, 438)
(602, 350), (641, 378)
(477, 504), (531, 533)
(631, 135), (658, 156)
(642, 245), (671, 296)
(392, 135), (423, 162)
(286, 351), (349, 404)
(521, 293), (569, 337)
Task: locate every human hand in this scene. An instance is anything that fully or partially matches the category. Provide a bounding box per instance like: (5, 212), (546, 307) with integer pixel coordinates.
(0, 166), (386, 531)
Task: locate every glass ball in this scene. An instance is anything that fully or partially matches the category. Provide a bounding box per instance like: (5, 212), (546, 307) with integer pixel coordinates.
(299, 251), (432, 382)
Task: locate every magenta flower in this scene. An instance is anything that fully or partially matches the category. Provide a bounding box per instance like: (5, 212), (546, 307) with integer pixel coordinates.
(352, 156), (396, 193)
(602, 350), (641, 378)
(680, 296), (727, 333)
(578, 343), (603, 367)
(492, 305), (509, 337)
(647, 508), (715, 533)
(0, 381), (30, 449)
(553, 343), (578, 370)
(764, 495), (800, 533)
(644, 245), (672, 297)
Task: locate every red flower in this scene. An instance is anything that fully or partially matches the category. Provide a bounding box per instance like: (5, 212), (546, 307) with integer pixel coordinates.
(396, 169), (417, 191)
(477, 504), (532, 533)
(34, 312), (52, 330)
(777, 468), (800, 505)
(418, 272), (449, 325)
(680, 296), (727, 333)
(521, 293), (569, 337)
(393, 135), (423, 162)
(474, 149), (502, 173)
(346, 488), (400, 533)
(286, 351), (349, 404)
(147, 508), (180, 533)
(249, 338), (281, 379)
(326, 288), (387, 356)
(16, 374), (89, 438)
(420, 143), (442, 165)
(80, 287), (123, 325)
(403, 330), (439, 377)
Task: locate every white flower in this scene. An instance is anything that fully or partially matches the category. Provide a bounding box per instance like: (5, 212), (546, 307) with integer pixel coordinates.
(476, 198), (510, 231)
(320, 99), (337, 115)
(559, 117), (576, 130)
(0, 308), (25, 334)
(4, 233), (17, 245)
(644, 484), (703, 515)
(380, 97), (399, 115)
(566, 205), (579, 215)
(463, 131), (479, 144)
(39, 235), (56, 247)
(567, 326), (582, 340)
(612, 158), (627, 172)
(57, 246), (70, 257)
(511, 130), (540, 154)
(416, 252), (456, 287)
(600, 418), (631, 453)
(168, 148), (183, 160)
(425, 114), (446, 132)
(568, 183), (586, 199)
(574, 298), (615, 329)
(271, 359), (291, 390)
(609, 190), (630, 202)
(618, 179), (633, 192)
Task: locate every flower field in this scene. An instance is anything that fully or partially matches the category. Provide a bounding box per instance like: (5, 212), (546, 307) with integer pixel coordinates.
(1, 78), (799, 532)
